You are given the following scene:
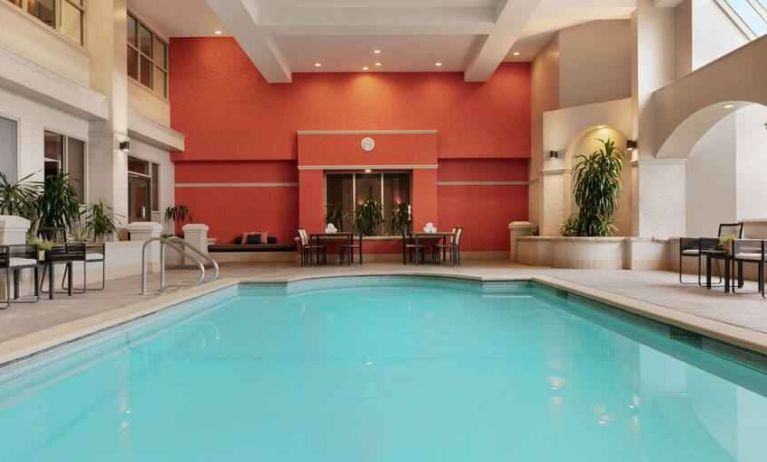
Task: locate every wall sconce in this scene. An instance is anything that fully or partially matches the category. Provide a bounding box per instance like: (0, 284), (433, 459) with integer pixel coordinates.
(119, 141), (131, 152)
(626, 140), (638, 151)
(549, 150), (559, 159)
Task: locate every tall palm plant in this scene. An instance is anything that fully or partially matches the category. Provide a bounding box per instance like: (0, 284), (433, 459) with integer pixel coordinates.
(354, 193), (383, 236)
(0, 172), (40, 219)
(37, 173), (82, 241)
(565, 138), (624, 237)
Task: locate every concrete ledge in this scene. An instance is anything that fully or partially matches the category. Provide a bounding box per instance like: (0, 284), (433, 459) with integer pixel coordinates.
(517, 236), (671, 270)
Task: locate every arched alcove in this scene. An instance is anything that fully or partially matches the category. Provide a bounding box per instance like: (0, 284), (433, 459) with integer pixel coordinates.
(563, 125), (632, 236)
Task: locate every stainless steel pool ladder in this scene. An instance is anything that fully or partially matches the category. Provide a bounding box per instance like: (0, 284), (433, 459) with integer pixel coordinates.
(140, 236), (220, 295)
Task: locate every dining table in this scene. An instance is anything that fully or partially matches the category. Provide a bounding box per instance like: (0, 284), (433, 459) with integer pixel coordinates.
(310, 232), (356, 265)
(411, 231), (454, 264)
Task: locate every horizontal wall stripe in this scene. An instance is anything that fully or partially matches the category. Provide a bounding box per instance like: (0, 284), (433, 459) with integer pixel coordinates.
(175, 182), (299, 188)
(437, 180), (529, 186)
(297, 129), (438, 135)
(298, 164), (439, 171)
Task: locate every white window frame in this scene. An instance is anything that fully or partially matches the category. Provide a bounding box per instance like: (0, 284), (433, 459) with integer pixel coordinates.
(43, 129), (88, 203)
(127, 11), (169, 99)
(4, 0), (86, 46)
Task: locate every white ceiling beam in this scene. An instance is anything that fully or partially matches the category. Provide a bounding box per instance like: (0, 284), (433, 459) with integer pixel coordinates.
(464, 0), (542, 82)
(653, 0), (684, 7)
(255, 6), (496, 35)
(206, 0), (292, 83)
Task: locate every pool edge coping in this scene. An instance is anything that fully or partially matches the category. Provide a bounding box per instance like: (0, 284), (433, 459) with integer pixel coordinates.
(0, 271), (765, 367)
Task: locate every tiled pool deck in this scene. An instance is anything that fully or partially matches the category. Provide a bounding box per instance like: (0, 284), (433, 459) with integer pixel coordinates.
(1, 262), (766, 364)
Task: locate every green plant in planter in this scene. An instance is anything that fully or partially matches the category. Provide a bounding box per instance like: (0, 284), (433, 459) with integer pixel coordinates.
(718, 234), (736, 250)
(84, 200), (119, 242)
(354, 194), (383, 236)
(564, 138), (624, 237)
(36, 173), (82, 242)
(391, 202), (411, 235)
(164, 205), (193, 236)
(0, 172), (41, 220)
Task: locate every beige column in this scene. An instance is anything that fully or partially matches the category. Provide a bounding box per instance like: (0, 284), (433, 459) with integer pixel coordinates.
(509, 221), (536, 262)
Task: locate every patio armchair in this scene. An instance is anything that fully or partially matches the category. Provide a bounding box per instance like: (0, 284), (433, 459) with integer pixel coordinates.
(731, 239), (766, 298)
(59, 242), (106, 293)
(0, 245), (41, 308)
(679, 222), (743, 286)
(434, 227), (464, 266)
(297, 229), (326, 266)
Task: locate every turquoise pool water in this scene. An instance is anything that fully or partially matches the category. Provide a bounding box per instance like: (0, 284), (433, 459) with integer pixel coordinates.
(0, 277), (765, 461)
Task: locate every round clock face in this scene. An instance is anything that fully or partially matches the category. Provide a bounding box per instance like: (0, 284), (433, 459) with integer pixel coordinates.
(361, 137), (375, 152)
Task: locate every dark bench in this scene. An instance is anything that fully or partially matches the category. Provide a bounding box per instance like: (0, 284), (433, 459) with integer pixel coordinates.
(209, 244), (296, 253)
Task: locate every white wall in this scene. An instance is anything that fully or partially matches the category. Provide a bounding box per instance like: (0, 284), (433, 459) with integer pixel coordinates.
(559, 20), (633, 109)
(129, 139), (175, 229)
(735, 104), (767, 221)
(0, 1), (90, 87)
(685, 112), (737, 236)
(0, 86), (90, 184)
(691, 0), (748, 69)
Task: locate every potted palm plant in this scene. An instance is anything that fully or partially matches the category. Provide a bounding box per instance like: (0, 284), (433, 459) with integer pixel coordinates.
(36, 173), (81, 242)
(391, 202), (411, 235)
(164, 204), (192, 237)
(83, 200), (119, 242)
(354, 193), (383, 237)
(561, 138), (624, 237)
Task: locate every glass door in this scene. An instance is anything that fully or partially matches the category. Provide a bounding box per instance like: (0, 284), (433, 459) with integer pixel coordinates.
(128, 174), (151, 222)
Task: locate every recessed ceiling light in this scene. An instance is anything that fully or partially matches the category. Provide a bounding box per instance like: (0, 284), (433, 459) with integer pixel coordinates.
(214, 30), (222, 35)
(364, 169), (372, 173)
(375, 62), (382, 67)
(513, 51), (521, 56)
(374, 49), (381, 54)
(314, 62), (322, 68)
(435, 62), (443, 67)
(723, 104), (735, 109)
(362, 66), (369, 71)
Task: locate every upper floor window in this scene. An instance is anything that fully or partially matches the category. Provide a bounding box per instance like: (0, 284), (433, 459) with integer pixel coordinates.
(5, 0), (84, 45)
(127, 13), (168, 99)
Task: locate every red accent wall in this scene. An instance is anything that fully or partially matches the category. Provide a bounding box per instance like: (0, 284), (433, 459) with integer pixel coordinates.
(169, 37), (532, 251)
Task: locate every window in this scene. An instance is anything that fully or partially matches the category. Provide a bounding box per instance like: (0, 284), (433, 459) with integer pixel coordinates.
(326, 171), (411, 236)
(127, 13), (168, 98)
(6, 0), (85, 45)
(44, 130), (86, 202)
(718, 0), (767, 39)
(127, 156), (160, 222)
(0, 117), (18, 183)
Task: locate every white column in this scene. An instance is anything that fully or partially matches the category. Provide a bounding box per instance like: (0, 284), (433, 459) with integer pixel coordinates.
(509, 221), (536, 262)
(183, 224), (209, 255)
(0, 216), (31, 245)
(124, 222), (162, 242)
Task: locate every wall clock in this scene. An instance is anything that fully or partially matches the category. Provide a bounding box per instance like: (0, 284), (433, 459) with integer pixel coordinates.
(361, 137), (375, 152)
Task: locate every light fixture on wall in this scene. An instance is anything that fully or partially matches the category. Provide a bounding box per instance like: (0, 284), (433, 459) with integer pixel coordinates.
(119, 141), (131, 152)
(626, 140), (638, 151)
(549, 150), (559, 159)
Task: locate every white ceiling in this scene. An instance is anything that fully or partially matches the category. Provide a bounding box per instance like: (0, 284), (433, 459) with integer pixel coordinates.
(129, 0), (636, 82)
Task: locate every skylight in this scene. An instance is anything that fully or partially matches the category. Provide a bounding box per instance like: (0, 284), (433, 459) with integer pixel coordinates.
(719, 0), (767, 38)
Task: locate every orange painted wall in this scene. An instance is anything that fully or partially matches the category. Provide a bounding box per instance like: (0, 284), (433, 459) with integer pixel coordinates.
(297, 133), (438, 167)
(170, 37), (530, 162)
(169, 38), (532, 251)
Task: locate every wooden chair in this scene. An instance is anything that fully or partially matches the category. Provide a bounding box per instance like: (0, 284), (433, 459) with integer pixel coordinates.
(340, 234), (363, 265)
(298, 229), (326, 266)
(436, 227), (463, 266)
(402, 232), (425, 264)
